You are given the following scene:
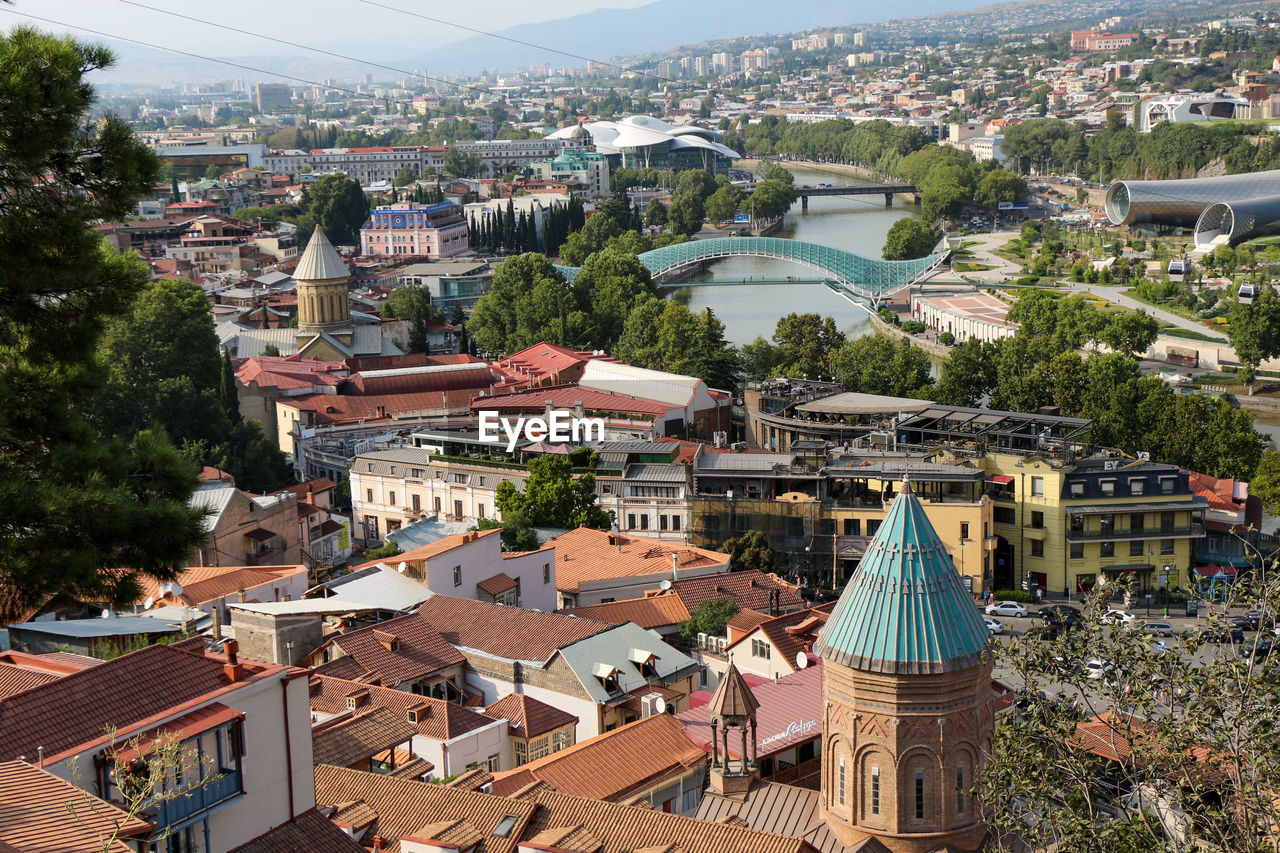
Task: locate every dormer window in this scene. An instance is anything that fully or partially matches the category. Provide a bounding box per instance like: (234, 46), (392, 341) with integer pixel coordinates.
(593, 662), (621, 694)
(1100, 479), (1116, 497)
(1129, 479), (1145, 496)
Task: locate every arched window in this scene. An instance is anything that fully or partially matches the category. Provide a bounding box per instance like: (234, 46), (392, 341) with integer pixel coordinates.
(838, 757), (846, 806)
(955, 764), (966, 814)
(870, 765), (880, 815)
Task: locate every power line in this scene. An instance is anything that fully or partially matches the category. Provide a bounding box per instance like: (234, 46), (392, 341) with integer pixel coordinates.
(113, 0), (502, 104)
(354, 0), (669, 83)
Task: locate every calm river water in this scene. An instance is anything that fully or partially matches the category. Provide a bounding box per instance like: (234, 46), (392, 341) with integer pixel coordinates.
(666, 163), (922, 346)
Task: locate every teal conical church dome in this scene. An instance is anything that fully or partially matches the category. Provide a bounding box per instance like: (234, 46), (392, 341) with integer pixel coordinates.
(815, 480), (990, 675)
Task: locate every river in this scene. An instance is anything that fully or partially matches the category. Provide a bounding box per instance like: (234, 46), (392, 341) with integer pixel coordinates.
(665, 162), (922, 346)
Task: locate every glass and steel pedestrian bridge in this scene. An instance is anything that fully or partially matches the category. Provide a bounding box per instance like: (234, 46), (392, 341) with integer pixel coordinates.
(556, 237), (949, 307)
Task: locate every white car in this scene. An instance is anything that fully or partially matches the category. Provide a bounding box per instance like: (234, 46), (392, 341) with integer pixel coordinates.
(984, 617), (1005, 635)
(1101, 610), (1135, 625)
(1084, 659), (1112, 680)
(986, 601), (1029, 618)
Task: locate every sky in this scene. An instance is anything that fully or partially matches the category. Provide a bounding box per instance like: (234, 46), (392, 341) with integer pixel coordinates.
(1, 0), (654, 56)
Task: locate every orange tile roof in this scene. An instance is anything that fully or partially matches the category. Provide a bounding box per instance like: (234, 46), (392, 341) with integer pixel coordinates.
(514, 787), (811, 853)
(309, 675), (495, 741)
(313, 611), (466, 686)
(414, 595), (611, 663)
(485, 694), (579, 738)
(312, 706), (418, 768)
(137, 564), (308, 608)
(558, 595), (691, 629)
(0, 663), (59, 700)
(670, 570), (804, 614)
(0, 761), (151, 852)
(350, 528), (500, 571)
(314, 764), (538, 853)
(230, 808), (367, 853)
(489, 714), (706, 802)
(548, 528), (729, 594)
(726, 603), (835, 671)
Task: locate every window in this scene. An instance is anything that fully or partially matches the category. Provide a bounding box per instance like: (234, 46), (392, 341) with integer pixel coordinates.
(388, 491), (396, 506)
(543, 563), (551, 583)
(486, 753), (500, 772)
(1100, 480), (1116, 497)
(1161, 511), (1175, 531)
(1069, 481), (1085, 498)
(551, 729), (571, 752)
(844, 518), (861, 535)
(1030, 511), (1044, 529)
(1161, 539), (1175, 555)
(1070, 542), (1083, 559)
(366, 488), (374, 503)
(477, 503), (485, 518)
(1031, 476), (1044, 497)
(412, 494), (421, 512)
(1101, 542), (1115, 558)
(751, 638), (771, 659)
(493, 815), (520, 838)
(1130, 540), (1144, 557)
(640, 515), (649, 530)
(452, 566), (461, 586)
(672, 516), (681, 531)
(627, 513), (637, 529)
(389, 465), (397, 475)
(453, 500), (463, 518)
(871, 766), (881, 815)
(1031, 539), (1044, 558)
(1130, 479), (1145, 496)
(994, 506), (1016, 525)
(838, 757), (846, 806)
(433, 497), (442, 513)
(514, 740), (527, 765)
(659, 515), (669, 531)
(960, 523), (970, 540)
(915, 770), (926, 820)
(956, 766), (966, 813)
(866, 519), (881, 536)
(682, 788), (700, 813)
(1160, 477), (1175, 494)
(1100, 514), (1114, 532)
(1130, 512), (1144, 531)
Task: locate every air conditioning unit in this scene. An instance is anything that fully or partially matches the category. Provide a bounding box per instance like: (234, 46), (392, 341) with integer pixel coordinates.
(714, 637), (727, 654)
(639, 691), (665, 718)
(697, 632), (708, 649)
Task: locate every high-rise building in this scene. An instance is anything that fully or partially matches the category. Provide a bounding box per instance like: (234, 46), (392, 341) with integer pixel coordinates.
(741, 49), (770, 72)
(253, 82), (291, 111)
(711, 52), (731, 73)
(853, 31), (866, 47)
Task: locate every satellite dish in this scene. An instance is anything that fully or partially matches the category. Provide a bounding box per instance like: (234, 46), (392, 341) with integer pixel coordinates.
(796, 651), (809, 670)
(397, 561), (407, 574)
(659, 579), (672, 591)
(654, 697), (667, 714)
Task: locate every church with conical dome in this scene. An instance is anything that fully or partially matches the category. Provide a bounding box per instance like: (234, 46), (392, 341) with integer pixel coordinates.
(697, 479), (993, 853)
(292, 225), (403, 361)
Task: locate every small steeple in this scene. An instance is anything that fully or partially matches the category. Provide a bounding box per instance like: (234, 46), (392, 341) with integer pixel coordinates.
(706, 662), (760, 797)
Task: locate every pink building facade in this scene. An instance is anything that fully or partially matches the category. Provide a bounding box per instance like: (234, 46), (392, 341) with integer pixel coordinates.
(359, 201), (470, 258)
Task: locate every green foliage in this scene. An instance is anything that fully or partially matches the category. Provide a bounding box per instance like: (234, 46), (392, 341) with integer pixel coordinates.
(469, 254), (578, 354)
(393, 165), (415, 187)
(643, 199), (668, 227)
(365, 540), (402, 560)
(294, 174), (368, 245)
(666, 190), (705, 237)
(832, 336), (934, 398)
(1226, 282), (1280, 391)
(937, 331), (956, 346)
(674, 169), (717, 202)
(934, 339), (997, 406)
(0, 28), (208, 619)
(900, 320), (926, 334)
(444, 147), (483, 178)
(704, 183), (744, 223)
(768, 313), (847, 379)
(718, 530), (778, 574)
(747, 179), (796, 220)
(229, 206), (281, 224)
(882, 218), (940, 261)
(992, 589), (1035, 603)
(496, 455), (611, 531)
(678, 597), (739, 646)
(615, 297), (739, 391)
(740, 335), (787, 381)
(1250, 451), (1280, 516)
(382, 284), (445, 354)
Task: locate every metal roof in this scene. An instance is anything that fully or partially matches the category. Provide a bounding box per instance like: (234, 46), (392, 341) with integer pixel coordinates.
(622, 463), (688, 483)
(295, 226), (349, 281)
(795, 392), (934, 416)
(8, 618), (184, 638)
(814, 482), (990, 675)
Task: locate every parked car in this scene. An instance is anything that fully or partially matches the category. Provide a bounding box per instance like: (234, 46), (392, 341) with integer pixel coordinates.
(1084, 659), (1113, 680)
(1037, 605), (1081, 619)
(1024, 624), (1061, 641)
(1241, 639), (1275, 659)
(984, 617), (1005, 635)
(986, 601), (1029, 617)
(1200, 627), (1246, 644)
(1100, 610), (1135, 625)
(1143, 621), (1174, 637)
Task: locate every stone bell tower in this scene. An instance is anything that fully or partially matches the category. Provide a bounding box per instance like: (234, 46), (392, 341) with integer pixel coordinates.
(814, 479), (994, 853)
(706, 662), (760, 797)
(294, 225), (351, 334)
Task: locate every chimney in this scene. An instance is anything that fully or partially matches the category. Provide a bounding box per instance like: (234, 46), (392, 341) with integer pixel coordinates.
(211, 605), (223, 640)
(672, 553), (679, 583)
(372, 836), (386, 852)
(236, 588), (247, 603)
(223, 638), (244, 682)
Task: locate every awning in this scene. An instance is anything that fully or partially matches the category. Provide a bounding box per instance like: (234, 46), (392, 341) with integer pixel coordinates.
(243, 527), (277, 542)
(1196, 565), (1238, 577)
(109, 703), (243, 764)
(986, 475), (1014, 485)
(1101, 564), (1154, 574)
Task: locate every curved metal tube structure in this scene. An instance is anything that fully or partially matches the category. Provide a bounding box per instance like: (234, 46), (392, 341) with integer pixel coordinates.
(1194, 194), (1280, 249)
(557, 237), (950, 307)
(1105, 169), (1280, 227)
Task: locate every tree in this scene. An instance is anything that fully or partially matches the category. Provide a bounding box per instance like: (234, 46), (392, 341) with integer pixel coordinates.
(719, 530), (778, 574)
(494, 455), (612, 530)
(365, 540), (402, 560)
(569, 247), (657, 351)
(0, 29), (210, 620)
(975, 168), (1028, 213)
(444, 147), (483, 178)
(468, 254), (577, 355)
(296, 174), (368, 245)
(772, 313), (847, 379)
(643, 199), (668, 227)
(393, 165), (415, 187)
(1249, 450), (1280, 516)
(882, 218), (940, 260)
(831, 336), (935, 398)
(1226, 283), (1280, 394)
(1098, 311), (1160, 358)
(261, 343), (281, 357)
(748, 179), (796, 220)
(674, 168), (717, 201)
(704, 183), (744, 223)
(740, 336), (786, 381)
(678, 598), (739, 646)
(983, 576), (1280, 853)
(381, 284), (444, 354)
(204, 164), (223, 181)
(667, 190), (705, 237)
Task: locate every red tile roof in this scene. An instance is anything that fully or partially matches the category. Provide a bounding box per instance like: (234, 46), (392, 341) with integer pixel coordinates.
(490, 713), (706, 802)
(669, 570), (804, 614)
(0, 760), (153, 853)
(344, 364), (496, 396)
(0, 643), (270, 762)
(485, 693), (579, 739)
(414, 595), (611, 663)
(280, 389), (478, 424)
(476, 572), (519, 596)
(351, 528), (501, 572)
(309, 675), (495, 741)
(678, 663), (823, 760)
(548, 528), (730, 594)
(558, 595), (691, 630)
(314, 765), (538, 853)
(725, 603), (835, 671)
(313, 611), (466, 686)
(312, 706), (418, 768)
(471, 384), (670, 418)
(0, 663), (59, 701)
(492, 341), (612, 381)
(137, 564), (308, 608)
(230, 808), (367, 853)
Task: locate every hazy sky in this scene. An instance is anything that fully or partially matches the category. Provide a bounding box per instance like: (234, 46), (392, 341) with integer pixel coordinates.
(2, 0), (653, 55)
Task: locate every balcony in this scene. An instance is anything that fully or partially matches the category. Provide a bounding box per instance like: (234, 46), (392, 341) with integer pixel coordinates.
(1065, 524), (1204, 543)
(152, 769), (242, 830)
(243, 550), (276, 566)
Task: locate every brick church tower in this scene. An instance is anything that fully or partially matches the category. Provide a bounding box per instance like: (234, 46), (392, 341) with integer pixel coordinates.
(814, 479), (994, 853)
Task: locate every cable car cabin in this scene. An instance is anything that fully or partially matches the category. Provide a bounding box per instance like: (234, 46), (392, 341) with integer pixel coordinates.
(1239, 283), (1257, 305)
